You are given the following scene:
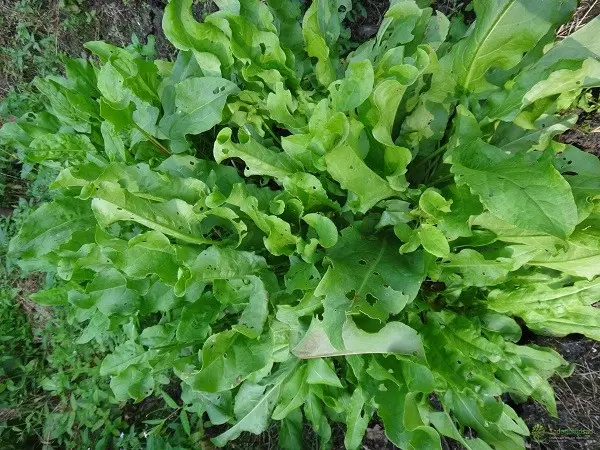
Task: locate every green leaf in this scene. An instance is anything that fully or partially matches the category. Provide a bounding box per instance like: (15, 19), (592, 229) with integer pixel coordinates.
(302, 0), (347, 87)
(25, 132), (96, 164)
(100, 340), (150, 376)
(159, 77), (239, 143)
(440, 249), (511, 287)
(278, 408), (303, 450)
(211, 363), (296, 446)
(330, 60), (374, 112)
(489, 278), (600, 340)
(324, 144), (396, 213)
(450, 0), (575, 93)
(485, 17), (600, 120)
(184, 330), (273, 393)
(272, 365), (308, 420)
(162, 0), (233, 74)
(527, 226), (600, 280)
(409, 426), (443, 450)
(282, 172), (340, 212)
(214, 128), (301, 180)
(224, 183), (298, 255)
(110, 366), (154, 402)
(92, 181), (244, 246)
(302, 213), (338, 248)
(292, 317), (424, 359)
(100, 121), (128, 162)
(451, 141), (577, 239)
(418, 224), (450, 258)
(76, 310), (110, 344)
(345, 387), (372, 450)
(315, 227), (426, 344)
(9, 198), (95, 271)
(176, 294), (221, 342)
(180, 410), (191, 436)
(306, 358), (343, 388)
(232, 276), (270, 339)
(109, 231), (179, 285)
(523, 58), (600, 107)
(85, 268), (140, 315)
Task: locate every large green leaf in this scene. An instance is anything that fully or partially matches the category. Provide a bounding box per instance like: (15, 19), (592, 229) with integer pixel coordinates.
(162, 0), (233, 74)
(159, 77), (239, 143)
(292, 317), (424, 359)
(324, 144), (396, 213)
(214, 128), (301, 180)
(92, 181), (244, 246)
(489, 278), (600, 339)
(450, 0), (575, 93)
(451, 141), (577, 239)
(8, 198), (95, 271)
(485, 17), (600, 119)
(184, 330), (273, 393)
(211, 363), (296, 446)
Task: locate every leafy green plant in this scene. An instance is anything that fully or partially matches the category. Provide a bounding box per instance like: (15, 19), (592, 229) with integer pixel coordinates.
(2, 0), (600, 449)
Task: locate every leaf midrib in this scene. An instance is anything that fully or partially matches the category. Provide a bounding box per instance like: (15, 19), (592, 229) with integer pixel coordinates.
(462, 0), (516, 89)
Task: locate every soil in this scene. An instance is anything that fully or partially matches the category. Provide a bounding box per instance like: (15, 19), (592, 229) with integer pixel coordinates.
(11, 273), (49, 343)
(516, 335), (600, 450)
(558, 106), (600, 158)
(348, 0), (389, 42)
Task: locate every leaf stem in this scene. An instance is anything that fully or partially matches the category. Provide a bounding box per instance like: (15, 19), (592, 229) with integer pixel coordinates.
(430, 173), (454, 187)
(265, 125), (281, 145)
(412, 144), (447, 170)
(134, 124), (170, 156)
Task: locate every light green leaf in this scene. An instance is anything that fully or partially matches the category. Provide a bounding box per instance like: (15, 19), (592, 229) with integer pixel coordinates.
(418, 223), (450, 258)
(26, 132), (96, 164)
(527, 226), (600, 279)
(162, 0), (233, 73)
(489, 278), (600, 340)
(8, 198), (95, 271)
(315, 227), (426, 344)
(109, 231), (179, 285)
(450, 0), (575, 93)
(302, 213), (338, 248)
(440, 249), (511, 287)
(214, 128), (301, 180)
(185, 330), (273, 393)
(272, 365), (308, 420)
(306, 358), (343, 388)
(76, 310), (110, 344)
(92, 181), (244, 246)
(100, 340), (150, 376)
(324, 144), (396, 213)
(302, 0), (346, 87)
(100, 121), (128, 162)
(232, 276), (269, 339)
(451, 140), (577, 239)
(278, 408), (303, 450)
(485, 17), (600, 120)
(345, 387), (371, 450)
(110, 366), (154, 402)
(524, 58), (600, 107)
(86, 268), (140, 315)
(330, 60), (374, 112)
(292, 317), (424, 359)
(211, 363), (296, 446)
(176, 294), (222, 343)
(282, 172), (340, 212)
(225, 183), (298, 255)
(159, 77), (239, 142)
